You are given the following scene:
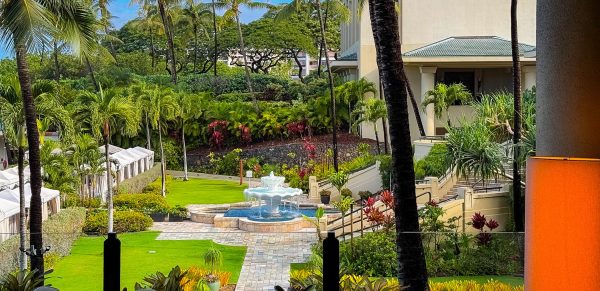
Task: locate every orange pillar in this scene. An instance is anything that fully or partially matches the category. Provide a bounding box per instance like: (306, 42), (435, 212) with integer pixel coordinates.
(526, 157), (600, 290)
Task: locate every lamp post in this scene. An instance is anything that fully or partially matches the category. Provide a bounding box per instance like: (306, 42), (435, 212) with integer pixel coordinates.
(105, 158), (121, 291)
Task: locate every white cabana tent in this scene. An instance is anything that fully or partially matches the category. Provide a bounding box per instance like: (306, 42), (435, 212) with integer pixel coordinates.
(0, 184), (61, 221)
(0, 197), (19, 243)
(0, 171), (18, 188)
(3, 165), (31, 180)
(134, 147), (155, 171)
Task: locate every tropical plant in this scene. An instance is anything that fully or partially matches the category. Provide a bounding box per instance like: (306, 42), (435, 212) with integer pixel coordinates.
(144, 87), (178, 196)
(177, 93), (204, 181)
(135, 265), (189, 291)
(422, 83), (473, 127)
(129, 4), (165, 69)
(72, 87), (138, 233)
(353, 98), (387, 154)
(276, 0), (350, 172)
(367, 0), (429, 288)
(180, 0), (213, 75)
(203, 247), (223, 275)
(216, 0), (271, 109)
(303, 207), (325, 241)
(339, 78), (376, 134)
(0, 269), (52, 291)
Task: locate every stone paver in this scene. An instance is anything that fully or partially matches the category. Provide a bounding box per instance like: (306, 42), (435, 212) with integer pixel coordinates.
(151, 222), (316, 291)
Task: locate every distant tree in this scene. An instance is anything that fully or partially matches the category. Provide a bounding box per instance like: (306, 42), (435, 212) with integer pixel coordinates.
(353, 98), (387, 154)
(422, 83), (472, 127)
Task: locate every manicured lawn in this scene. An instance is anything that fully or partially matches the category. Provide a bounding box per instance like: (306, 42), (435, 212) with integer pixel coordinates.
(48, 232), (247, 290)
(430, 275), (524, 286)
(166, 178), (247, 206)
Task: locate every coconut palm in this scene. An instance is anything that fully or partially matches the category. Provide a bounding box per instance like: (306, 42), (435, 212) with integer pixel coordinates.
(146, 87), (178, 195)
(510, 0), (524, 233)
(216, 0), (271, 109)
(0, 76), (73, 272)
(180, 0), (213, 75)
(128, 82), (154, 150)
(66, 134), (103, 201)
(422, 83), (472, 127)
(1, 0), (93, 278)
(72, 87), (138, 233)
(353, 99), (387, 155)
(340, 78), (377, 134)
(367, 0), (428, 288)
(277, 0), (349, 171)
(40, 141), (78, 200)
(130, 4), (164, 69)
(176, 93), (203, 181)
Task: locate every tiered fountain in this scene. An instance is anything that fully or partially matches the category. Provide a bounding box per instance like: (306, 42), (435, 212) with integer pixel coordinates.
(242, 171), (304, 221)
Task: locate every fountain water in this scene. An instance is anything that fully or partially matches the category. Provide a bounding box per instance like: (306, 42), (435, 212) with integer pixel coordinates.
(242, 172), (303, 221)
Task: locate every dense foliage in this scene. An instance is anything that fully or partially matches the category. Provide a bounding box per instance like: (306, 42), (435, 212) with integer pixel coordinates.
(83, 210), (153, 234)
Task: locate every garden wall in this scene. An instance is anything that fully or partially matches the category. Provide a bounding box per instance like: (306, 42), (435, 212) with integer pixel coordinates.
(118, 163), (161, 194)
(309, 161), (383, 202)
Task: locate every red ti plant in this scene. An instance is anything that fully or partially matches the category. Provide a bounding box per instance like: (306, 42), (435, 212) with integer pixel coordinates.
(239, 124), (252, 144)
(286, 120), (308, 138)
(362, 191), (396, 232)
(471, 212), (499, 246)
(303, 138), (317, 160)
(208, 120), (229, 149)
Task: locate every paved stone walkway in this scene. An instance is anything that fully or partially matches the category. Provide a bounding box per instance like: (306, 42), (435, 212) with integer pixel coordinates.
(151, 222), (316, 291)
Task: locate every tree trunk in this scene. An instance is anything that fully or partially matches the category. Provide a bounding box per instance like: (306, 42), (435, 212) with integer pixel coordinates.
(212, 0), (218, 76)
(236, 14), (258, 111)
(158, 123), (166, 196)
(15, 43), (45, 282)
(316, 41), (323, 77)
(403, 70), (426, 137)
(182, 125), (189, 181)
(17, 146), (27, 271)
(368, 0), (429, 289)
(193, 23), (199, 75)
(315, 0), (338, 172)
(53, 41), (60, 81)
(105, 26), (118, 60)
(150, 32), (156, 69)
(374, 124), (381, 155)
(145, 112), (152, 150)
(378, 85), (390, 154)
(511, 0), (523, 233)
(158, 0), (178, 84)
(84, 55), (100, 92)
(104, 135), (114, 233)
(293, 53), (304, 82)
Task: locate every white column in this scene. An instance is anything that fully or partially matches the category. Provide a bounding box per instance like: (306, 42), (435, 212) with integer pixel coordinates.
(420, 67), (437, 136)
(522, 66), (536, 90)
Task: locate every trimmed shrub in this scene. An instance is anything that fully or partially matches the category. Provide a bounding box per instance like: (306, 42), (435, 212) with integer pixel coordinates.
(143, 175), (173, 195)
(118, 163), (162, 194)
(83, 210), (153, 234)
(415, 143), (449, 180)
(0, 207), (86, 276)
(429, 280), (523, 291)
(113, 193), (169, 213)
(340, 231), (398, 277)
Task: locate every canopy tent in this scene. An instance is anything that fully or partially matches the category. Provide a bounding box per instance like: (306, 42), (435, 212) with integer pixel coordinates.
(0, 184), (60, 206)
(3, 166), (31, 180)
(0, 198), (19, 242)
(0, 171), (18, 188)
(134, 147), (155, 171)
(0, 196), (19, 220)
(99, 144), (125, 155)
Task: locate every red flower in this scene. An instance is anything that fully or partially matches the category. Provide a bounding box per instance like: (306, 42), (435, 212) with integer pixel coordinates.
(486, 219), (499, 230)
(426, 200), (439, 207)
(380, 190), (394, 208)
(471, 212), (487, 230)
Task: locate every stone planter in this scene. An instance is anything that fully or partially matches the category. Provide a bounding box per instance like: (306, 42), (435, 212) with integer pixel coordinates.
(320, 195), (330, 204)
(149, 213), (168, 222)
(168, 215), (185, 222)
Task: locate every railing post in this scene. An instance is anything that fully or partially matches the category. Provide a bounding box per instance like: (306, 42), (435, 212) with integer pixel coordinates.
(323, 232), (339, 291)
(104, 232), (121, 291)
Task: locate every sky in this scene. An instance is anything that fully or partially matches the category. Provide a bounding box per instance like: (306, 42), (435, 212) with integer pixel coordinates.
(0, 0), (291, 59)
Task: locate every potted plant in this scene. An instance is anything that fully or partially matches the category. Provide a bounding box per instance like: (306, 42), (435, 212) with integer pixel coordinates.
(168, 206), (188, 222)
(320, 190), (331, 204)
(340, 188), (353, 199)
(147, 207), (169, 222)
(204, 247), (223, 291)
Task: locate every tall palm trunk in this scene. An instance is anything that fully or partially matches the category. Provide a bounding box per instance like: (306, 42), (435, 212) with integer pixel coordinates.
(368, 0), (428, 289)
(104, 134), (114, 233)
(193, 23), (199, 75)
(158, 123), (166, 196)
(84, 55), (100, 92)
(315, 0), (338, 172)
(53, 41), (60, 81)
(15, 43), (45, 281)
(182, 125), (188, 181)
(374, 124), (381, 155)
(212, 0), (218, 76)
(235, 14), (258, 110)
(17, 146), (27, 271)
(402, 70), (426, 137)
(378, 84), (390, 154)
(511, 0), (524, 233)
(145, 112), (152, 150)
(158, 0), (178, 84)
(316, 3), (329, 78)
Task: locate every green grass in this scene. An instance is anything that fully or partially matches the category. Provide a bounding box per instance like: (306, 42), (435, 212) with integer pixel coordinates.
(429, 275), (524, 286)
(166, 178), (247, 206)
(48, 232), (246, 290)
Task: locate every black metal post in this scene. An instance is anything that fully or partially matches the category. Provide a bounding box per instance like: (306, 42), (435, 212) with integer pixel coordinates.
(323, 232), (339, 291)
(104, 232), (121, 291)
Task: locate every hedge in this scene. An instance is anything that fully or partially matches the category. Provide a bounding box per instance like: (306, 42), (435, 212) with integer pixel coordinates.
(0, 207), (86, 276)
(113, 193), (169, 213)
(117, 163), (161, 194)
(83, 210), (153, 234)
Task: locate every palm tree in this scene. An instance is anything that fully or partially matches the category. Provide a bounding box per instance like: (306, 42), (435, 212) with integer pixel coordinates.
(211, 0), (218, 76)
(73, 87), (138, 233)
(340, 78), (377, 134)
(146, 87), (178, 195)
(422, 83), (472, 127)
(510, 0), (524, 234)
(176, 93), (202, 181)
(277, 0), (349, 172)
(367, 0), (428, 288)
(92, 0), (118, 59)
(130, 4), (164, 69)
(128, 82), (154, 150)
(216, 0), (271, 109)
(180, 0), (212, 75)
(353, 99), (387, 155)
(0, 76), (73, 272)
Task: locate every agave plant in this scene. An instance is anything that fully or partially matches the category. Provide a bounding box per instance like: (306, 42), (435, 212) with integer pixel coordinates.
(134, 266), (189, 291)
(0, 270), (52, 291)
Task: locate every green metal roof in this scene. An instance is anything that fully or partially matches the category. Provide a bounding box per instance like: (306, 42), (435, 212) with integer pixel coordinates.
(404, 36), (536, 57)
(337, 53), (357, 61)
